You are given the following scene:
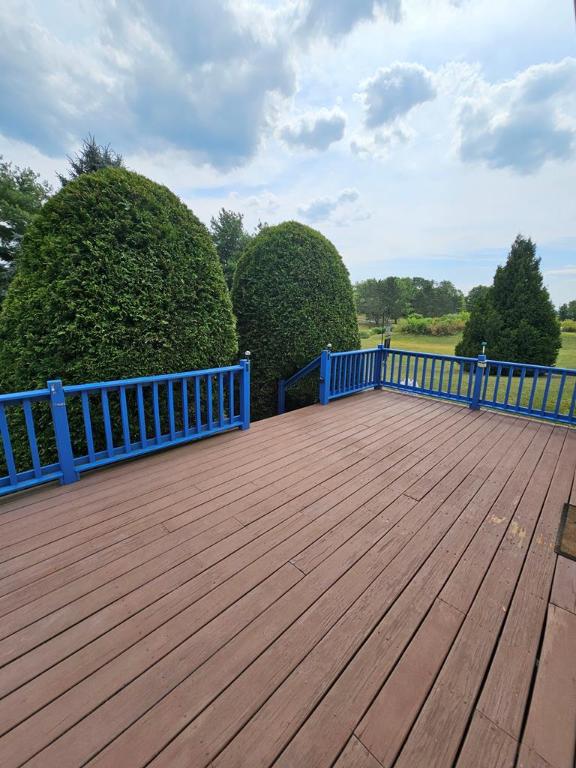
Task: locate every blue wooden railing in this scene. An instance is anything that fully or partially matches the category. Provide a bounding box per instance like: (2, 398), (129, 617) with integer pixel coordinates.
(280, 345), (576, 426)
(0, 359), (250, 498)
(277, 355), (322, 415)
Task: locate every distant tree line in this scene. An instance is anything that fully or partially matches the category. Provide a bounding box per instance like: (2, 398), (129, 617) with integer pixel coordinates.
(0, 156), (52, 302)
(558, 301), (576, 321)
(354, 276), (464, 324)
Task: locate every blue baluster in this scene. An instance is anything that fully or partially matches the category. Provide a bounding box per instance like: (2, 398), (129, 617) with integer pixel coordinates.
(22, 400), (41, 478)
(0, 403), (18, 486)
(194, 376), (202, 432)
(218, 372), (225, 427)
(553, 373), (566, 419)
(81, 392), (96, 462)
(137, 384), (147, 446)
(182, 379), (189, 434)
(228, 371), (234, 424)
(541, 371), (553, 415)
(152, 382), (161, 443)
(167, 380), (176, 439)
(503, 367), (513, 407)
(119, 386), (131, 451)
(101, 389), (114, 457)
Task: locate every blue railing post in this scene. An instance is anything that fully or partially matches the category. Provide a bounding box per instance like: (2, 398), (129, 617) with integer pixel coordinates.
(47, 379), (79, 485)
(470, 345), (487, 411)
(277, 379), (286, 415)
(374, 344), (385, 389)
(319, 345), (332, 405)
(240, 352), (251, 430)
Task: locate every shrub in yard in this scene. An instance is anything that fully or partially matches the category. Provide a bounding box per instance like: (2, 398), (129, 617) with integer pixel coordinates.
(397, 316), (430, 335)
(397, 313), (469, 336)
(0, 167), (237, 467)
(232, 221), (359, 419)
(561, 319), (576, 332)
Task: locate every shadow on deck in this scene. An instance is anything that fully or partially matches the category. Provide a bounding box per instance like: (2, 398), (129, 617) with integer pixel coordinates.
(0, 389), (575, 768)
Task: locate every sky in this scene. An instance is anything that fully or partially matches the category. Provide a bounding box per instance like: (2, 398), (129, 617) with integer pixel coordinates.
(1, 0), (575, 305)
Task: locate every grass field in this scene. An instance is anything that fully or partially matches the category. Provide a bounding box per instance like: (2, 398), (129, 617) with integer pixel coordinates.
(358, 323), (576, 419)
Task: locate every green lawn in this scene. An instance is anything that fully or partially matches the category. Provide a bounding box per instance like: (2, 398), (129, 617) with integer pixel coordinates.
(358, 326), (576, 419)
(360, 331), (461, 356)
(360, 327), (576, 368)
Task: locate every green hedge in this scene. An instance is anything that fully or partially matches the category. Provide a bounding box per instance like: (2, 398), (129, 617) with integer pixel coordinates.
(561, 319), (576, 333)
(232, 221), (359, 419)
(0, 167), (237, 470)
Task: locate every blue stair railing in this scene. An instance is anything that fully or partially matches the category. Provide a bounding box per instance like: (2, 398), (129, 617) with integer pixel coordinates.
(281, 344), (576, 426)
(277, 353), (323, 415)
(0, 357), (250, 498)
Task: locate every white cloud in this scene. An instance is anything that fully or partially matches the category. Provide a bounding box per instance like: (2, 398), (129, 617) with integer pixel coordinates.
(457, 57), (576, 174)
(280, 107), (346, 150)
(296, 0), (401, 40)
(544, 265), (576, 277)
(358, 62), (436, 128)
(0, 0), (295, 170)
(245, 191), (280, 214)
(0, 0), (407, 171)
(298, 187), (364, 223)
(350, 124), (411, 158)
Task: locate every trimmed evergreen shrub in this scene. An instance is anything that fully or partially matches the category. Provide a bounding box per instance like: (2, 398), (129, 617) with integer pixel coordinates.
(232, 221), (360, 419)
(456, 236), (560, 365)
(0, 167), (237, 468)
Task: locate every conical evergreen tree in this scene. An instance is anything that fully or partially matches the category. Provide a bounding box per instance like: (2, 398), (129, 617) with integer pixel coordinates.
(457, 236), (560, 365)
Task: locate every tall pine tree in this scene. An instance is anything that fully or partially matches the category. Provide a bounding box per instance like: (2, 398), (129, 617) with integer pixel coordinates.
(58, 135), (124, 187)
(457, 236), (560, 365)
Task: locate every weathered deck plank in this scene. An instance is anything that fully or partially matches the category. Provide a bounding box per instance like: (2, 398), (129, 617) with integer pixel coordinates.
(518, 603), (576, 768)
(0, 389), (573, 768)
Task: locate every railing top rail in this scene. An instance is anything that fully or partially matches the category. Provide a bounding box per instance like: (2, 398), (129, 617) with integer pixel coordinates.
(484, 358), (576, 375)
(0, 388), (51, 404)
(331, 346), (576, 376)
(63, 364), (244, 394)
(348, 347), (478, 364)
(330, 348), (378, 358)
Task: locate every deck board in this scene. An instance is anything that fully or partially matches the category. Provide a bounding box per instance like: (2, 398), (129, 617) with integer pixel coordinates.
(0, 389), (574, 768)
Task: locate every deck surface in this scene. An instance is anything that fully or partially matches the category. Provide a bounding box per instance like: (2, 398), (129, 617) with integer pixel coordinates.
(0, 390), (575, 768)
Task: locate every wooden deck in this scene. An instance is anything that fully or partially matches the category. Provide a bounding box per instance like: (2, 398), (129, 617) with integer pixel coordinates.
(0, 389), (575, 768)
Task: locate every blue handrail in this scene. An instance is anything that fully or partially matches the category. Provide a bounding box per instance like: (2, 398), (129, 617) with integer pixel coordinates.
(0, 359), (250, 499)
(277, 355), (321, 414)
(282, 345), (576, 426)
